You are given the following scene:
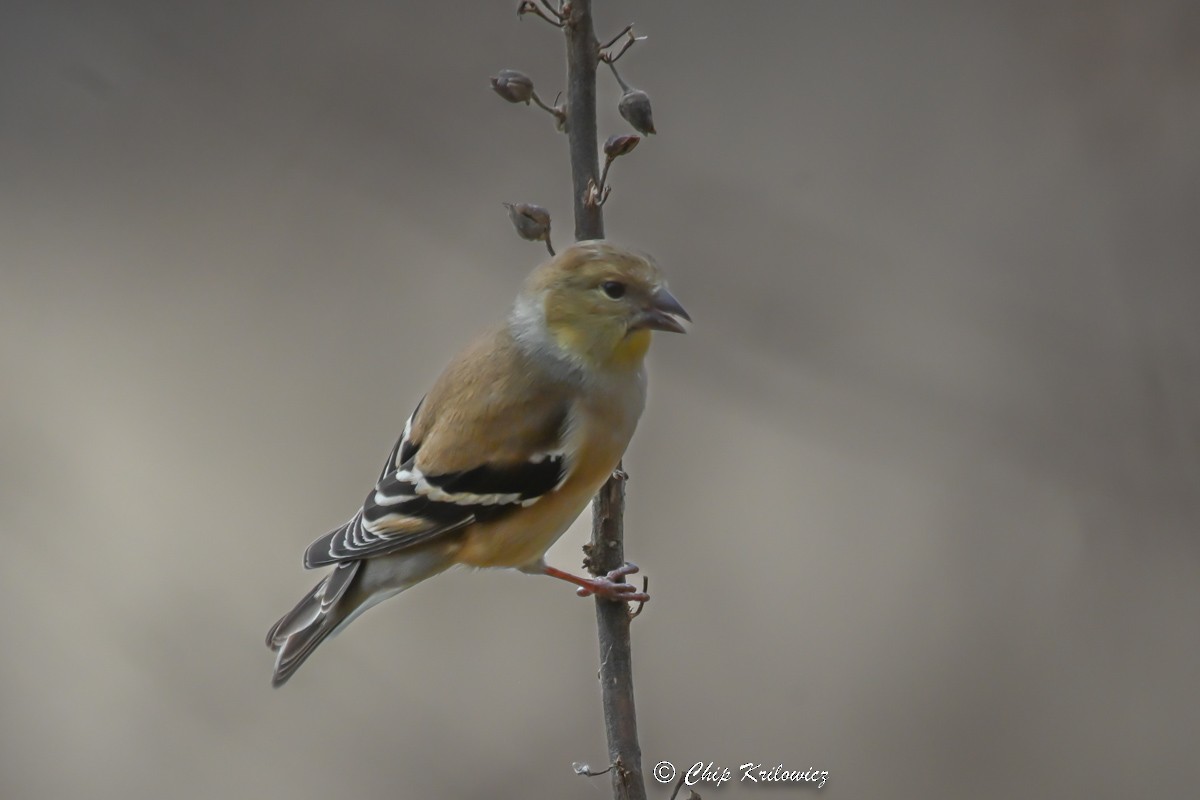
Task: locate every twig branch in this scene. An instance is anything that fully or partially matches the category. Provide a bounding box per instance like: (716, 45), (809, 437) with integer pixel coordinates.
(599, 24), (646, 64)
(518, 0), (564, 27)
(531, 90), (569, 131)
(667, 772), (702, 800)
(496, 4), (650, 798)
(606, 59), (631, 92)
(564, 1), (604, 241)
(599, 23), (635, 51)
(565, 4), (647, 795)
(538, 0), (563, 17)
(573, 760), (616, 777)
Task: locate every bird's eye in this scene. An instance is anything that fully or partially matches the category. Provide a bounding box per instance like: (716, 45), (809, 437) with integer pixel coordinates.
(601, 281), (626, 299)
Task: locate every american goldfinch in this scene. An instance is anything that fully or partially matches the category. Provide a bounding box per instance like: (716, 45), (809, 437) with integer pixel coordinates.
(266, 240), (689, 686)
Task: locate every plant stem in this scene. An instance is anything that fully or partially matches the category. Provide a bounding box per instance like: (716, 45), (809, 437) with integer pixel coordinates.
(565, 0), (603, 241)
(564, 3), (647, 800)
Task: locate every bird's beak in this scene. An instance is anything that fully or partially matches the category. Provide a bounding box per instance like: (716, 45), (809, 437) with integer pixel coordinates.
(633, 287), (692, 334)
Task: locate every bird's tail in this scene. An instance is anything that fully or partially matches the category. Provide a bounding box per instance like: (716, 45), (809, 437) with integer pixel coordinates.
(266, 560), (361, 687)
(266, 547), (456, 687)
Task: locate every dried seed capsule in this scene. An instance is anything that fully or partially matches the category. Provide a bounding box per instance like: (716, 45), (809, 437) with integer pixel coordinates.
(503, 202), (552, 243)
(618, 88), (656, 135)
(604, 133), (641, 159)
(491, 69), (535, 104)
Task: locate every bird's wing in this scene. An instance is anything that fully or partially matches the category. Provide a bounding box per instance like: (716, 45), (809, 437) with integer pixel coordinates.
(304, 336), (577, 568)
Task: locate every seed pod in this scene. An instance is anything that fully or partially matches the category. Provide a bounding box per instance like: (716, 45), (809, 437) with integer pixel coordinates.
(603, 133), (641, 159)
(503, 202), (552, 243)
(618, 88), (656, 135)
(490, 69), (535, 104)
(553, 103), (569, 133)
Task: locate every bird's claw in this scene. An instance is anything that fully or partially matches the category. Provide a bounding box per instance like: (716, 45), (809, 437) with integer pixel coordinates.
(575, 563), (650, 603)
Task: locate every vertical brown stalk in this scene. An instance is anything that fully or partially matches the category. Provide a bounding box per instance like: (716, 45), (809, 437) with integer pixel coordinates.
(564, 2), (646, 799)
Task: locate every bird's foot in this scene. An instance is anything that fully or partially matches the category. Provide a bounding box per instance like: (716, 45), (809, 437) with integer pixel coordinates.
(542, 562), (650, 604)
(574, 563), (649, 603)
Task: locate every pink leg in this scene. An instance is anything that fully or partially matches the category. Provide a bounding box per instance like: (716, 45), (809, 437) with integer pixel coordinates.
(541, 562), (650, 603)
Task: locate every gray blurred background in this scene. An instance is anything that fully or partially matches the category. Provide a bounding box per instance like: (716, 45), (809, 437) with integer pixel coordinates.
(2, 1), (1198, 798)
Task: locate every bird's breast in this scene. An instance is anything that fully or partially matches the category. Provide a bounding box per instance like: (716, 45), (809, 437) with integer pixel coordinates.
(454, 383), (644, 569)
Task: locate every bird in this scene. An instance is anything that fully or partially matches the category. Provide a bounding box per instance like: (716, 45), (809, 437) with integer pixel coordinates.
(266, 240), (690, 686)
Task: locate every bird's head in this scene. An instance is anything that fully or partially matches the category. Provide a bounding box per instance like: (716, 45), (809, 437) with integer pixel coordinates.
(512, 240), (690, 371)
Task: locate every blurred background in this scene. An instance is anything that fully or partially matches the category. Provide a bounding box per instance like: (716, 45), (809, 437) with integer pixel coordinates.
(2, 1), (1198, 798)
